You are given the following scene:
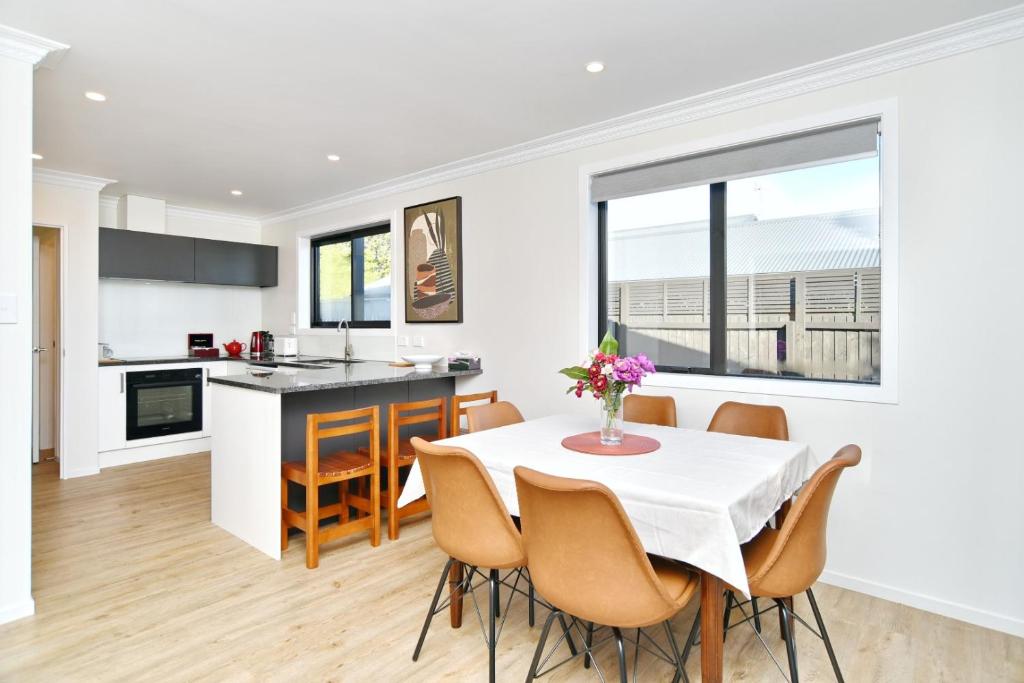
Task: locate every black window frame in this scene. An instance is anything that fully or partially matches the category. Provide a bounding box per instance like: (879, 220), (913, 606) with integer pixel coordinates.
(597, 178), (879, 385)
(310, 223), (391, 329)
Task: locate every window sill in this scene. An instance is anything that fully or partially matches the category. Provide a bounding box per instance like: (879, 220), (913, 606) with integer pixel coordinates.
(298, 327), (395, 338)
(644, 371), (897, 404)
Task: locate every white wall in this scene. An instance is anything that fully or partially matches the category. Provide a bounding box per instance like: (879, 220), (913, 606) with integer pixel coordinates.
(0, 50), (37, 625)
(262, 39), (1024, 635)
(97, 200), (263, 357)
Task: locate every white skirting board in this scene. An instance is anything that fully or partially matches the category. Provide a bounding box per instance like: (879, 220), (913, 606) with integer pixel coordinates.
(0, 597), (35, 626)
(99, 437), (212, 469)
(819, 570), (1024, 638)
(210, 384), (282, 560)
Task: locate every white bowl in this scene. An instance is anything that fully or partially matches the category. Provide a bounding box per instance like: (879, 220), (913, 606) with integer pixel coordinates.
(401, 354), (443, 371)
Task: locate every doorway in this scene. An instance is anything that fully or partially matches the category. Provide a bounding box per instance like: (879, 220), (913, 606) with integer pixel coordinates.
(32, 226), (61, 469)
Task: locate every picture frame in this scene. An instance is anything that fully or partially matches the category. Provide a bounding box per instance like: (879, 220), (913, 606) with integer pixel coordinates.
(403, 196), (463, 323)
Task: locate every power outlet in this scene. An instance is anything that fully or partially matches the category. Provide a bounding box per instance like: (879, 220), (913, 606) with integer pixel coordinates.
(413, 336), (426, 348)
(397, 335), (410, 347)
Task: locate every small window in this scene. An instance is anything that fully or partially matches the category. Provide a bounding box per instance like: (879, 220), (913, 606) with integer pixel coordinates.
(596, 119), (881, 385)
(311, 224), (391, 328)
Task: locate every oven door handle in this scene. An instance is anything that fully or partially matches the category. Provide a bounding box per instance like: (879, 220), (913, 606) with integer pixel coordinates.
(126, 379), (202, 390)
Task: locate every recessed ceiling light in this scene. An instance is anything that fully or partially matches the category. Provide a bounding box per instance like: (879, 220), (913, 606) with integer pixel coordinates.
(326, 154), (341, 162)
(84, 91), (107, 102)
(230, 190), (243, 196)
(585, 61), (605, 73)
(32, 153), (43, 160)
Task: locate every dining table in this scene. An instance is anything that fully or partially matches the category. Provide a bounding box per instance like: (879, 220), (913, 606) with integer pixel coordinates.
(397, 413), (815, 683)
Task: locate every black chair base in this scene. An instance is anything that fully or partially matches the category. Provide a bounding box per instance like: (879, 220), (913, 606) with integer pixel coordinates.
(526, 610), (690, 683)
(680, 587), (844, 683)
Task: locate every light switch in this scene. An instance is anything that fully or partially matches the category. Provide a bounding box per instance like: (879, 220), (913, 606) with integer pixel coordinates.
(397, 335), (410, 347)
(0, 293), (17, 324)
(413, 336), (425, 348)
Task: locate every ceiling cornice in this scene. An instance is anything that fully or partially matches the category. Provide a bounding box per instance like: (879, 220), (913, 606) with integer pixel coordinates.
(260, 4), (1024, 226)
(34, 168), (116, 192)
(0, 24), (68, 69)
(99, 194), (259, 228)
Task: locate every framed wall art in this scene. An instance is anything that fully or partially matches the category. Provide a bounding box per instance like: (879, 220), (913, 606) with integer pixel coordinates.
(404, 196), (463, 323)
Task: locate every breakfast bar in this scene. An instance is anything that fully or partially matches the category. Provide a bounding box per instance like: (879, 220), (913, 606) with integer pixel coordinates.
(208, 361), (481, 558)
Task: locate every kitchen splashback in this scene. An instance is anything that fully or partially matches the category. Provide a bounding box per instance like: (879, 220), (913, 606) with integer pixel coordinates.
(99, 279), (261, 357)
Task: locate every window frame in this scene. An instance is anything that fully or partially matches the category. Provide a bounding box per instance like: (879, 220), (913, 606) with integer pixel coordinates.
(581, 100), (899, 404)
(309, 223), (391, 329)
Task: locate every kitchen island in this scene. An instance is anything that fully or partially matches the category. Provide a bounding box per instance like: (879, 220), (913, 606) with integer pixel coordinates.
(208, 361), (481, 558)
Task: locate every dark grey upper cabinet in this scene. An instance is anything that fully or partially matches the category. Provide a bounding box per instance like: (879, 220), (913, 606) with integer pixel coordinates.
(194, 238), (278, 287)
(99, 228), (195, 282)
(98, 228), (278, 287)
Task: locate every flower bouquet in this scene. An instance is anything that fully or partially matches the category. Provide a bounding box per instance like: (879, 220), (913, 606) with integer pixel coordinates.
(559, 331), (656, 445)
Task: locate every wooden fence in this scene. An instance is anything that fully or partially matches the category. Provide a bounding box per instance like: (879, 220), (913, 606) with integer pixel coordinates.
(608, 267), (880, 382)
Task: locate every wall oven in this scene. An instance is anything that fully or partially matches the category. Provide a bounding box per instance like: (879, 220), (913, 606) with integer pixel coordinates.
(126, 368), (203, 440)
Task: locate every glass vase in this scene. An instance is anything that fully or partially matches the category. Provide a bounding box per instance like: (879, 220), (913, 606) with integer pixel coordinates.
(600, 390), (624, 446)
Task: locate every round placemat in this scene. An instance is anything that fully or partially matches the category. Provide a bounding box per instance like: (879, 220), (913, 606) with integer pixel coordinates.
(561, 431), (661, 456)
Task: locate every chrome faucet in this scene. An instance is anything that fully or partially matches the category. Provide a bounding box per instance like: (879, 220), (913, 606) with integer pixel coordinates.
(338, 319), (354, 361)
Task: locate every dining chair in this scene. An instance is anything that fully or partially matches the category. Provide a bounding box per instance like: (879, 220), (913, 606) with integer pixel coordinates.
(380, 397), (446, 540)
(411, 437), (560, 683)
(707, 400), (789, 440)
(451, 390), (498, 436)
(465, 400), (524, 433)
(681, 444), (862, 683)
(515, 466), (699, 683)
(280, 405), (381, 569)
(624, 394), (678, 427)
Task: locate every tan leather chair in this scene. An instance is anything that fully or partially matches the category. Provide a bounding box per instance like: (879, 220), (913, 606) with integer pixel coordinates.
(465, 400), (524, 433)
(707, 400), (789, 440)
(515, 466), (699, 682)
(410, 437), (554, 683)
(623, 394), (677, 427)
(451, 390), (498, 436)
(682, 445), (862, 683)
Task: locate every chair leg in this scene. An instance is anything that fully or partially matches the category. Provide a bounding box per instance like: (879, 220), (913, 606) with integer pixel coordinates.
(488, 569), (499, 683)
(558, 614), (579, 656)
(584, 621), (595, 669)
(777, 598), (800, 683)
(370, 471), (381, 547)
(779, 595), (794, 643)
(611, 626), (628, 683)
(387, 458), (400, 540)
(664, 620), (690, 683)
(722, 591), (734, 641)
(807, 588), (844, 683)
(339, 482), (349, 524)
(527, 576), (535, 627)
(412, 557), (454, 661)
(305, 481), (319, 569)
(280, 478), (289, 551)
(681, 607), (700, 668)
(525, 610), (560, 683)
(752, 597), (762, 633)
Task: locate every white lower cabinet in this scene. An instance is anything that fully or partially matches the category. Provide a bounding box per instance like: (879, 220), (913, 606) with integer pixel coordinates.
(97, 367), (128, 452)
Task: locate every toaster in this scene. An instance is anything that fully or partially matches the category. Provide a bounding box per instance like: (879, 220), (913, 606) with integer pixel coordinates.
(276, 336), (299, 357)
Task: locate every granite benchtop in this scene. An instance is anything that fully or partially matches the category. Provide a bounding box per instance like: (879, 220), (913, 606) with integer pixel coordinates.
(207, 363), (482, 394)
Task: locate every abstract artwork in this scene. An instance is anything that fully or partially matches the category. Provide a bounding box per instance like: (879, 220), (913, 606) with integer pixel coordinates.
(404, 196), (463, 323)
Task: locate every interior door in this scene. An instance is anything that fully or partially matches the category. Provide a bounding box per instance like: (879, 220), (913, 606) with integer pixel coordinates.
(31, 234), (40, 463)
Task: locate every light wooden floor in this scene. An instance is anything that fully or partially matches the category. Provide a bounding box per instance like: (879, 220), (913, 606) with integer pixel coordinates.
(2, 455), (1021, 682)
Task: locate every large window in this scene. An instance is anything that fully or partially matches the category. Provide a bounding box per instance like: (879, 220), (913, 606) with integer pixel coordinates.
(597, 119), (881, 384)
(311, 224), (391, 328)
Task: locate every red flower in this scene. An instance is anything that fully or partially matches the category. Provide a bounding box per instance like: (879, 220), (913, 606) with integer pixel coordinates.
(593, 374), (608, 392)
(588, 363), (602, 379)
(575, 380), (584, 398)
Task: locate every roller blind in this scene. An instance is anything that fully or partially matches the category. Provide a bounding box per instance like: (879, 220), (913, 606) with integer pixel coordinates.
(591, 118), (880, 202)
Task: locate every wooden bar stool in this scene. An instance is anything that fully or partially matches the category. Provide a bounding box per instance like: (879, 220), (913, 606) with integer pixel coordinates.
(450, 390), (497, 436)
(382, 397), (447, 540)
(281, 405), (381, 569)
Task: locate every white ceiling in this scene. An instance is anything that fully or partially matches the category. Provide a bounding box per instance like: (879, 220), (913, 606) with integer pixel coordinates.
(3, 0), (1018, 217)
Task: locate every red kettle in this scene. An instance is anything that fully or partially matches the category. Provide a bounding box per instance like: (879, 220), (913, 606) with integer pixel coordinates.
(223, 339), (247, 357)
(250, 331), (265, 356)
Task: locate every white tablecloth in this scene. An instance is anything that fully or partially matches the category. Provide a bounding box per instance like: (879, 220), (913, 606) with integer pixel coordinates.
(397, 414), (814, 595)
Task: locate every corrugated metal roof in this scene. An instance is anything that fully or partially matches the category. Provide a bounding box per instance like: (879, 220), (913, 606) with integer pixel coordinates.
(607, 210), (879, 280)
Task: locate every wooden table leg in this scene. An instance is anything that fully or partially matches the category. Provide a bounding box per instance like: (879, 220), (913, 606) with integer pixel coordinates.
(448, 560), (464, 628)
(700, 572), (724, 683)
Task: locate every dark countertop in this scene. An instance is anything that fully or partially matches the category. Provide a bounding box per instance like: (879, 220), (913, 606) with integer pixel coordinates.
(208, 363), (482, 394)
(99, 354), (345, 367)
